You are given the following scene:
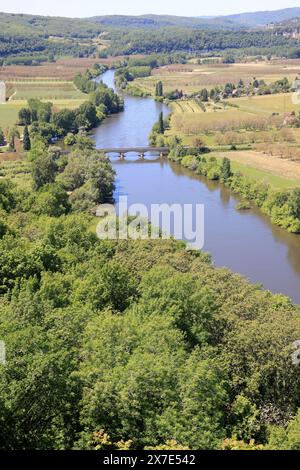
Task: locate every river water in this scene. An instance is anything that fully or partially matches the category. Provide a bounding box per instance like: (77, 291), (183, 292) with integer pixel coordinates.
(94, 70), (300, 303)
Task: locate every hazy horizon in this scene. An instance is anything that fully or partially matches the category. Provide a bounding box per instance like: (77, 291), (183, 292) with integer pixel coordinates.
(0, 0), (300, 19)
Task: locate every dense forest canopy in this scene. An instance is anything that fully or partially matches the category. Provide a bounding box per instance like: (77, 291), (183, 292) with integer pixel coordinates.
(2, 6), (300, 452)
(1, 149), (300, 449)
(88, 14), (241, 30)
(0, 12), (103, 38)
(0, 10), (299, 62)
(105, 27), (298, 55)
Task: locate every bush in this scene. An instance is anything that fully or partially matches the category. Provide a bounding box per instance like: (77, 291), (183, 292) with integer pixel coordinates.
(64, 133), (76, 146)
(30, 183), (70, 217)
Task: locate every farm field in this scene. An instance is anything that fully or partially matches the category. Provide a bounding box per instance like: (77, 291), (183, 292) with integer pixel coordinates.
(0, 102), (24, 128)
(170, 99), (205, 113)
(168, 99), (253, 143)
(0, 79), (87, 130)
(0, 57), (126, 80)
(227, 93), (300, 115)
(165, 85), (300, 185)
(135, 59), (300, 95)
(213, 150), (300, 188)
(167, 93), (300, 146)
(0, 158), (31, 190)
(8, 80), (86, 101)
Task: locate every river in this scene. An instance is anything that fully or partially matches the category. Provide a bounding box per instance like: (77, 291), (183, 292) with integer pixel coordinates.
(94, 69), (300, 304)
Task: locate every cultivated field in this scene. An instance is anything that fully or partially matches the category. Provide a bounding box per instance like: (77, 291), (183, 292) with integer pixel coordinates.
(171, 99), (205, 113)
(0, 56), (128, 132)
(0, 80), (86, 130)
(0, 158), (31, 190)
(0, 56), (132, 80)
(228, 93), (300, 115)
(136, 59), (300, 95)
(0, 102), (24, 128)
(8, 80), (86, 101)
(213, 150), (300, 189)
(167, 93), (300, 146)
(161, 62), (300, 184)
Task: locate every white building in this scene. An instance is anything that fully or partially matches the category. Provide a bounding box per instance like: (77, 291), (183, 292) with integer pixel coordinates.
(0, 81), (6, 104)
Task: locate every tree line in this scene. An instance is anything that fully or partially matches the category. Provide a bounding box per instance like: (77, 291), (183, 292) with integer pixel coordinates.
(1, 135), (300, 448)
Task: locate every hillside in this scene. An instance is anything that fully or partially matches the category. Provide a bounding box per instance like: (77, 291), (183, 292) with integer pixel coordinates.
(88, 14), (241, 30)
(90, 9), (300, 29)
(0, 12), (103, 38)
(222, 7), (300, 26)
(2, 8), (300, 38)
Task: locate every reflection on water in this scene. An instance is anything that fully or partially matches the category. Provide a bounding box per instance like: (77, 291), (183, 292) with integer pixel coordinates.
(94, 70), (300, 303)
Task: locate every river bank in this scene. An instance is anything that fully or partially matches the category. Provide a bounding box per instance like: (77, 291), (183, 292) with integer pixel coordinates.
(94, 69), (300, 303)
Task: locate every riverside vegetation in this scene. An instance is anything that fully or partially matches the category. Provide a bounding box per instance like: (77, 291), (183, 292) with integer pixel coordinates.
(169, 150), (300, 233)
(1, 134), (300, 450)
(2, 8), (300, 451)
(1, 77), (300, 447)
(147, 75), (300, 233)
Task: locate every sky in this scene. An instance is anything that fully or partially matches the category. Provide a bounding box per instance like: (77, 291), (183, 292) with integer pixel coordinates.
(0, 0), (300, 18)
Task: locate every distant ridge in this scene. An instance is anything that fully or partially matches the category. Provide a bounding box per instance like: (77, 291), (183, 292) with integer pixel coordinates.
(88, 14), (240, 30)
(221, 7), (300, 26)
(1, 7), (300, 34)
(89, 8), (300, 29)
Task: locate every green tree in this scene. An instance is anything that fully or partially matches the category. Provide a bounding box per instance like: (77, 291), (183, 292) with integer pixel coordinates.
(52, 109), (77, 134)
(31, 183), (70, 217)
(200, 88), (209, 102)
(289, 189), (300, 219)
(268, 410), (300, 450)
(75, 102), (98, 130)
(157, 352), (228, 449)
(18, 107), (31, 125)
(0, 127), (5, 146)
(158, 111), (165, 134)
(220, 157), (232, 180)
(8, 127), (19, 151)
(58, 149), (115, 210)
(229, 395), (265, 442)
(0, 179), (16, 212)
(31, 152), (58, 190)
(64, 133), (76, 146)
(23, 125), (31, 151)
(155, 81), (163, 97)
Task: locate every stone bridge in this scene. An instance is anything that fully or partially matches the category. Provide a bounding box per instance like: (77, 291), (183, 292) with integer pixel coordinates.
(98, 147), (170, 159)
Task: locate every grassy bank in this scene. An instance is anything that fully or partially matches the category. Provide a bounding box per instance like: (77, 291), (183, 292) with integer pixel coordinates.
(167, 149), (300, 233)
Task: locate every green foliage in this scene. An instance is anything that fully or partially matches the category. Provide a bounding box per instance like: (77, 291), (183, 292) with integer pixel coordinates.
(155, 81), (163, 97)
(229, 395), (265, 442)
(31, 150), (58, 190)
(158, 111), (165, 134)
(29, 183), (70, 217)
(58, 149), (115, 211)
(172, 150), (300, 234)
(220, 157), (232, 181)
(52, 109), (77, 134)
(64, 133), (76, 146)
(28, 99), (52, 123)
(0, 200), (299, 449)
(0, 127), (5, 146)
(0, 179), (16, 212)
(75, 102), (98, 130)
(106, 27), (297, 56)
(268, 410), (300, 450)
(18, 108), (31, 126)
(23, 125), (31, 151)
(200, 88), (209, 102)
